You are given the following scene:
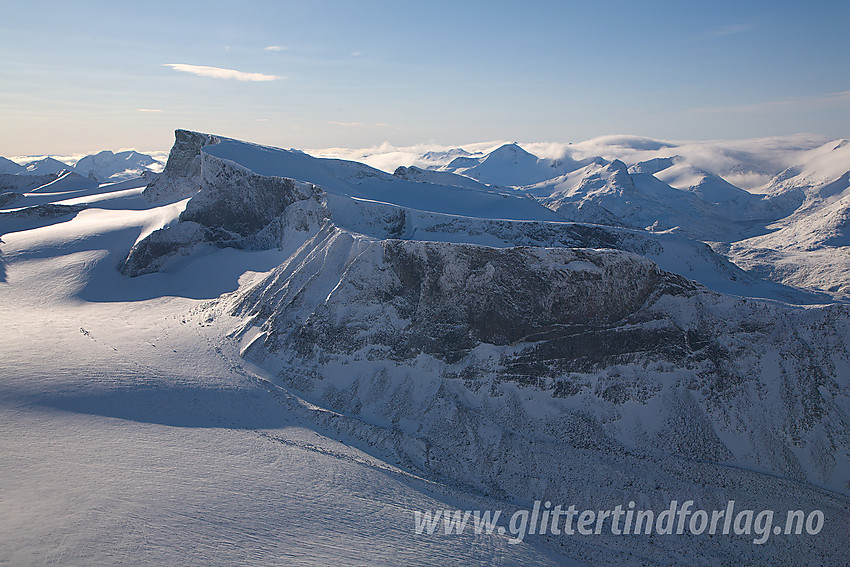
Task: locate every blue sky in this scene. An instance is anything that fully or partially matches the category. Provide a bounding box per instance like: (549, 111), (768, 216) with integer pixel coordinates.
(1, 0), (848, 154)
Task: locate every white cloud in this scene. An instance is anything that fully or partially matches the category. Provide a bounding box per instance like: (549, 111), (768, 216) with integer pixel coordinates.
(136, 108), (162, 112)
(307, 140), (505, 173)
(709, 24), (752, 37)
(163, 63), (282, 82)
(328, 121), (364, 126)
(264, 45), (287, 52)
(691, 24), (753, 42)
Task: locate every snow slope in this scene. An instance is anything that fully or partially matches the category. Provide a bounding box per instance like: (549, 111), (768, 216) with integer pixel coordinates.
(729, 173), (850, 294)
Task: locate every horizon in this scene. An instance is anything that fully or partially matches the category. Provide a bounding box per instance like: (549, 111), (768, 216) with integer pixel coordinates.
(2, 0), (849, 155)
(6, 129), (841, 174)
(0, 128), (847, 164)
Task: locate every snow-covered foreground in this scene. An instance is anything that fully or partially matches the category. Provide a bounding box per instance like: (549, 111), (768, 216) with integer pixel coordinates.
(0, 188), (577, 566)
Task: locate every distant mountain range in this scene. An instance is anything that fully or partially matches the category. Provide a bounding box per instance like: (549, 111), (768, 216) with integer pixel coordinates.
(406, 134), (850, 296)
(0, 149), (163, 182)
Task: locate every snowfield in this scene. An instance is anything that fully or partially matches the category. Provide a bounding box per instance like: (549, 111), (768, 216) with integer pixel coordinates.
(1, 129), (849, 565)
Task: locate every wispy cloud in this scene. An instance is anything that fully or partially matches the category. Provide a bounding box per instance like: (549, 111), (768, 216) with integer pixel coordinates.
(690, 23), (753, 42)
(328, 121), (364, 126)
(136, 108), (162, 112)
(687, 91), (850, 114)
(163, 63), (282, 82)
(709, 24), (752, 37)
(264, 45), (287, 52)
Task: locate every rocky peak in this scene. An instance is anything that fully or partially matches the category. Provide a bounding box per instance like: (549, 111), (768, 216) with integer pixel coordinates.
(142, 129), (223, 202)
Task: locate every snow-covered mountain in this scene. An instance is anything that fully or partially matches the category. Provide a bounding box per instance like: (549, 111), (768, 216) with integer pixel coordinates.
(433, 142), (600, 187)
(73, 150), (162, 182)
(0, 156), (24, 175)
(3, 129), (849, 566)
(418, 147), (482, 166)
(21, 156), (74, 176)
(728, 171), (850, 294)
(0, 150), (163, 184)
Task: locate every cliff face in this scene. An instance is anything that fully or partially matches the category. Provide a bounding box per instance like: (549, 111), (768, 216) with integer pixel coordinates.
(142, 129), (223, 203)
(121, 152), (322, 276)
(234, 232), (686, 361)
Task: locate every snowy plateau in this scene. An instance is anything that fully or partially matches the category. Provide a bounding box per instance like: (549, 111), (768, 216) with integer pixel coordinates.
(1, 129), (849, 566)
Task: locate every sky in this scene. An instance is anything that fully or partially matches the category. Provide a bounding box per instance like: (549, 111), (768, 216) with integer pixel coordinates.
(1, 0), (848, 155)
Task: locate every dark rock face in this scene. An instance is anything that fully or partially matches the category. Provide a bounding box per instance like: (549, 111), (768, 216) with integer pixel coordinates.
(142, 129), (222, 202)
(163, 129), (221, 178)
(121, 155), (319, 276)
(380, 242), (674, 348)
(232, 233), (698, 372)
(181, 158), (313, 238)
(118, 222), (205, 276)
